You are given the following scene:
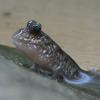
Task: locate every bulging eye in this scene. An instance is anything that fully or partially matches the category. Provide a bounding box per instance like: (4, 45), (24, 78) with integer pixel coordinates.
(27, 20), (42, 33)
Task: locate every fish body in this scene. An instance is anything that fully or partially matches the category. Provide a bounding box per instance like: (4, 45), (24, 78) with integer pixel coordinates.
(12, 20), (95, 84)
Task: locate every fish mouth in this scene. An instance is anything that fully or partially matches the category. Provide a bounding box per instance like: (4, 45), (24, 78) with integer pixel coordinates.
(11, 28), (26, 46)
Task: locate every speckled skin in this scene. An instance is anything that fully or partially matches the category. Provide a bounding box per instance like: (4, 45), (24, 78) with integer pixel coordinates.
(12, 20), (87, 81)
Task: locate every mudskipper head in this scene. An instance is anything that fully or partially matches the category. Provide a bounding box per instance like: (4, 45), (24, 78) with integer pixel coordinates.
(12, 20), (45, 63)
(12, 20), (55, 67)
(12, 20), (42, 49)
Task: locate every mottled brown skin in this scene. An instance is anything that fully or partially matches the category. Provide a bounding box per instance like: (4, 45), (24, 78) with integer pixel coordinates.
(12, 20), (87, 81)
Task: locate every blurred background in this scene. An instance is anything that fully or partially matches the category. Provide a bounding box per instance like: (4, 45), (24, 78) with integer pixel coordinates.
(0, 0), (100, 70)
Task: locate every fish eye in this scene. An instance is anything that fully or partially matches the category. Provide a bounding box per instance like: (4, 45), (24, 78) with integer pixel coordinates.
(27, 20), (42, 33)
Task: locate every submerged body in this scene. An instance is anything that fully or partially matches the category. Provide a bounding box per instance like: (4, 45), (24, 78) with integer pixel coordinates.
(12, 20), (93, 84)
